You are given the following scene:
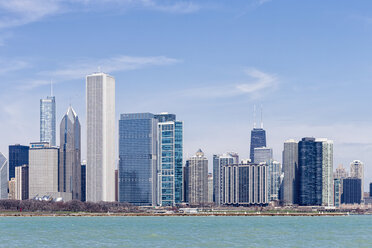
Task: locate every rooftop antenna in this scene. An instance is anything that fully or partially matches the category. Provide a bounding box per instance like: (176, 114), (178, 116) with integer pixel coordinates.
(253, 104), (257, 128)
(260, 104), (263, 129)
(50, 80), (53, 96)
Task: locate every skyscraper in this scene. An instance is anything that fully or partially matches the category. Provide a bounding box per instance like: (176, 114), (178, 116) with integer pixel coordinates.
(81, 162), (86, 202)
(341, 178), (361, 204)
(118, 113), (158, 206)
(208, 173), (213, 203)
(334, 164), (348, 179)
(268, 160), (281, 201)
(350, 160), (364, 201)
(298, 137), (323, 206)
(86, 72), (115, 202)
(29, 142), (60, 199)
(250, 128), (266, 162)
(184, 149), (208, 205)
(40, 96), (56, 146)
(8, 144), (29, 180)
(155, 113), (183, 206)
(59, 106), (81, 200)
(281, 139), (298, 205)
(15, 165), (29, 200)
(253, 147), (273, 164)
(213, 153), (236, 205)
(318, 138), (333, 206)
(0, 152), (8, 199)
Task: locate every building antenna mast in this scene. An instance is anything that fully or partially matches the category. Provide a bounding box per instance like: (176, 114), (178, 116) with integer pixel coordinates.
(260, 104), (263, 129)
(253, 104), (257, 128)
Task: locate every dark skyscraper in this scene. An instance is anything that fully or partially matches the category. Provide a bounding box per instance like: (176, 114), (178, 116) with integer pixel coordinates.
(342, 178), (361, 204)
(249, 105), (266, 162)
(59, 106), (81, 200)
(370, 182), (372, 197)
(298, 137), (323, 206)
(8, 144), (29, 180)
(81, 163), (86, 202)
(119, 113), (158, 206)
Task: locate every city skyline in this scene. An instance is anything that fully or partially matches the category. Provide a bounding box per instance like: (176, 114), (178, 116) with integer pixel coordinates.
(0, 0), (372, 190)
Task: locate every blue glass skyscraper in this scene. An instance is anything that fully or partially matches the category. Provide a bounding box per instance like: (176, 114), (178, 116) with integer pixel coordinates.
(155, 113), (183, 206)
(40, 95), (56, 146)
(8, 144), (29, 180)
(250, 128), (266, 162)
(119, 113), (158, 206)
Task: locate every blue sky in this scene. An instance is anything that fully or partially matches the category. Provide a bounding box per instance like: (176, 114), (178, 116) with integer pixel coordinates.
(1, 0), (372, 190)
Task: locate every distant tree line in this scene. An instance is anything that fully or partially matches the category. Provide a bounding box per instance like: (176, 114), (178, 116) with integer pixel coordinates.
(0, 200), (141, 213)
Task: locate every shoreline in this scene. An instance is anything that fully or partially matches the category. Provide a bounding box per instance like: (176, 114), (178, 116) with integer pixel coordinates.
(0, 212), (354, 217)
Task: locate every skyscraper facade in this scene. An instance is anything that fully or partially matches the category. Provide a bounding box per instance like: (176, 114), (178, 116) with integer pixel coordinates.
(334, 164), (348, 179)
(40, 96), (56, 146)
(81, 162), (86, 202)
(184, 149), (208, 205)
(208, 173), (213, 203)
(118, 113), (158, 206)
(8, 144), (29, 180)
(86, 72), (115, 202)
(350, 160), (364, 201)
(341, 178), (361, 204)
(155, 113), (183, 206)
(213, 153), (235, 205)
(15, 165), (29, 200)
(59, 106), (81, 200)
(318, 138), (334, 206)
(298, 137), (323, 206)
(0, 152), (8, 199)
(281, 139), (298, 205)
(28, 142), (60, 199)
(222, 162), (268, 205)
(334, 178), (342, 207)
(249, 128), (266, 162)
(253, 147), (273, 164)
(268, 160), (281, 201)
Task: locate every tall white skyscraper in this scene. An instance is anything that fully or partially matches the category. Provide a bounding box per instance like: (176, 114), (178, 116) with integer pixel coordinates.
(86, 72), (115, 202)
(40, 95), (56, 146)
(316, 138), (334, 206)
(0, 152), (8, 199)
(350, 160), (364, 200)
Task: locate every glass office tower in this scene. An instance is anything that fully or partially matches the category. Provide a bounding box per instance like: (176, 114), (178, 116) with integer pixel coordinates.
(0, 152), (8, 199)
(250, 128), (266, 162)
(155, 113), (183, 206)
(8, 144), (29, 180)
(119, 113), (158, 206)
(40, 96), (56, 146)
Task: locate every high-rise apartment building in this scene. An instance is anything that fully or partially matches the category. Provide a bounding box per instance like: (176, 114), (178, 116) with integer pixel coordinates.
(0, 152), (8, 199)
(86, 72), (115, 202)
(253, 147), (273, 164)
(15, 165), (29, 200)
(222, 162), (268, 205)
(40, 96), (56, 146)
(350, 160), (364, 201)
(208, 173), (213, 203)
(28, 142), (60, 199)
(155, 113), (183, 206)
(318, 138), (334, 206)
(8, 178), (16, 199)
(213, 153), (236, 205)
(268, 160), (281, 201)
(281, 139), (298, 205)
(370, 182), (372, 197)
(59, 106), (81, 200)
(184, 149), (208, 205)
(118, 113), (158, 206)
(334, 178), (342, 207)
(298, 137), (323, 206)
(8, 144), (29, 180)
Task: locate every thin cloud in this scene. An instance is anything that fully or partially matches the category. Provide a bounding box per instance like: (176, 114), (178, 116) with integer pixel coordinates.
(182, 68), (278, 99)
(258, 0), (272, 5)
(19, 55), (180, 90)
(0, 58), (30, 74)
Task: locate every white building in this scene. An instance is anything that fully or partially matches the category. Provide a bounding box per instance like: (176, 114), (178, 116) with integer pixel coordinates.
(350, 160), (364, 200)
(316, 138), (334, 206)
(29, 142), (59, 199)
(268, 160), (281, 201)
(0, 152), (8, 199)
(86, 72), (115, 202)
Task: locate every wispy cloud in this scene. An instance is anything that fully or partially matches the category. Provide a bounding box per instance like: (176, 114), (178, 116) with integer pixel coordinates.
(0, 58), (30, 74)
(0, 0), (200, 30)
(181, 68), (278, 99)
(19, 55), (180, 90)
(258, 0), (272, 5)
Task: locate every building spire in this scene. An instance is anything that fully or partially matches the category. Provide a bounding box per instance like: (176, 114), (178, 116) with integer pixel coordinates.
(253, 104), (257, 128)
(260, 104), (263, 129)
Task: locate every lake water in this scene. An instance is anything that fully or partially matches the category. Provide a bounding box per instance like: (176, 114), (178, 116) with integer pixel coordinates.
(0, 216), (371, 247)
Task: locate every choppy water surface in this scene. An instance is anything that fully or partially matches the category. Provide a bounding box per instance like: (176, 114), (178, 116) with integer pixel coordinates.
(0, 216), (371, 247)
